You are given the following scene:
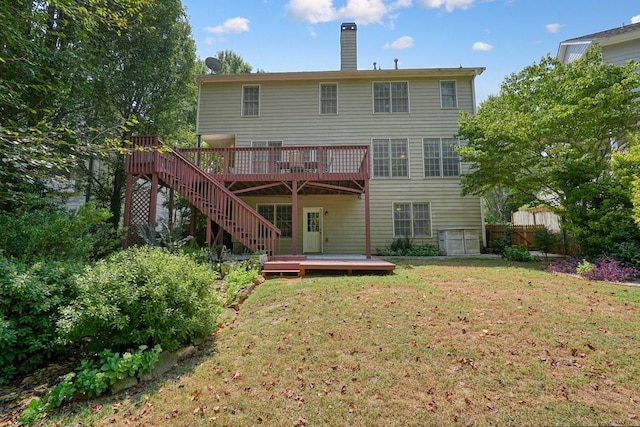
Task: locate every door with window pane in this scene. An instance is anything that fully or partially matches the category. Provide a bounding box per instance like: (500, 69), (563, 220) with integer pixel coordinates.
(303, 207), (323, 253)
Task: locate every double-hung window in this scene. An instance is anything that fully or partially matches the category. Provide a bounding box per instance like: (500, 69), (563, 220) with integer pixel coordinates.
(320, 83), (338, 114)
(440, 81), (457, 108)
(373, 82), (409, 113)
(423, 138), (460, 177)
(372, 138), (409, 178)
(242, 85), (260, 116)
(257, 204), (292, 237)
(393, 202), (431, 237)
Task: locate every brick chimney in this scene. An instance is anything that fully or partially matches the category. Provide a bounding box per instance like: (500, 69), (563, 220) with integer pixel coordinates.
(340, 22), (357, 71)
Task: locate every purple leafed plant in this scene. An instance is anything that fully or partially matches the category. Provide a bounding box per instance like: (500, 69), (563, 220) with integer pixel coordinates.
(547, 257), (580, 275)
(547, 256), (639, 283)
(584, 257), (638, 283)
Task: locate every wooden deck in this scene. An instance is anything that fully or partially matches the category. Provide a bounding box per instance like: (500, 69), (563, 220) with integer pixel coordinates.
(262, 256), (395, 278)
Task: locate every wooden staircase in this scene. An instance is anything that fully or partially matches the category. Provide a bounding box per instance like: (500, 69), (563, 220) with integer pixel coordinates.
(124, 136), (280, 254)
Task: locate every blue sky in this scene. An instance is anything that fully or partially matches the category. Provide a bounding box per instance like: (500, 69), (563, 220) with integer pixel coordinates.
(182, 0), (640, 103)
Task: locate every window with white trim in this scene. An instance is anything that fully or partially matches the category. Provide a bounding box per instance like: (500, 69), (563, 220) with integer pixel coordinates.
(372, 138), (409, 178)
(393, 202), (431, 237)
(242, 85), (260, 116)
(440, 80), (457, 108)
(423, 138), (460, 177)
(373, 82), (409, 113)
(257, 204), (292, 237)
(320, 83), (338, 114)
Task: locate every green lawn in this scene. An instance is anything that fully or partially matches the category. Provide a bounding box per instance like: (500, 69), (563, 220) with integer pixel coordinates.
(47, 258), (640, 426)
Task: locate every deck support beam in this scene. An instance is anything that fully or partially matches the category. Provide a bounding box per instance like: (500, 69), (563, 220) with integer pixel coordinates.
(364, 179), (371, 259)
(291, 180), (298, 255)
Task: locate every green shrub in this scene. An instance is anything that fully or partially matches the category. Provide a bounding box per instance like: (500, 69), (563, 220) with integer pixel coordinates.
(488, 235), (511, 255)
(224, 261), (259, 305)
(57, 247), (222, 352)
(20, 345), (161, 425)
(0, 202), (113, 262)
(0, 258), (81, 384)
(503, 245), (534, 262)
(533, 228), (560, 256)
(376, 240), (442, 257)
(608, 241), (640, 267)
(389, 237), (413, 252)
(576, 259), (594, 275)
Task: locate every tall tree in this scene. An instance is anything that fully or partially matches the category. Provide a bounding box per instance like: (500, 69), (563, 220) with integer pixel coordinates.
(0, 0), (149, 210)
(215, 49), (253, 74)
(78, 0), (196, 226)
(457, 47), (640, 255)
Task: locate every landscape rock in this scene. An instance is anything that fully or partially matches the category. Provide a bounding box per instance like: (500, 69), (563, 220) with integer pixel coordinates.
(110, 376), (138, 394)
(139, 351), (177, 382)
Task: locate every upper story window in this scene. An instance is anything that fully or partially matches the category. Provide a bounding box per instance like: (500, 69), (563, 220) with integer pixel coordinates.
(393, 202), (432, 237)
(423, 138), (461, 177)
(372, 138), (409, 178)
(320, 83), (338, 114)
(242, 85), (260, 116)
(373, 82), (409, 113)
(440, 81), (457, 108)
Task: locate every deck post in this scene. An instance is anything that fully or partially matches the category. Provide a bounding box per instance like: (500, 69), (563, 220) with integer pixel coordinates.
(291, 180), (298, 255)
(123, 174), (135, 248)
(149, 173), (159, 231)
(364, 179), (371, 259)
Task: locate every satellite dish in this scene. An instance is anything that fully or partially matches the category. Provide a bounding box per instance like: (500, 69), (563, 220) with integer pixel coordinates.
(205, 57), (222, 73)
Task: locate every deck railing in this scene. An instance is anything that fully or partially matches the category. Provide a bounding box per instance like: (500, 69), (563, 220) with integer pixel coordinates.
(178, 145), (370, 181)
(126, 136), (280, 254)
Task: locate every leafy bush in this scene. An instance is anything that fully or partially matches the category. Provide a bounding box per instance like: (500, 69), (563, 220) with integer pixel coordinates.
(608, 241), (640, 267)
(547, 256), (638, 282)
(503, 245), (534, 262)
(0, 258), (81, 384)
(58, 247), (223, 352)
(377, 241), (442, 257)
(389, 237), (413, 252)
(584, 257), (638, 283)
(488, 235), (511, 255)
(547, 257), (580, 274)
(20, 345), (161, 425)
(224, 261), (259, 305)
(0, 202), (113, 262)
(533, 228), (560, 256)
(576, 259), (593, 275)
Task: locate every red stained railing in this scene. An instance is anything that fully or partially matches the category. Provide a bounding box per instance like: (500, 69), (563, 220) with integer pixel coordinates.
(178, 145), (370, 181)
(126, 136), (280, 255)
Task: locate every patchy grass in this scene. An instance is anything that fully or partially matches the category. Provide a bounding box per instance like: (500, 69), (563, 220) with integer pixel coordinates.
(43, 258), (640, 426)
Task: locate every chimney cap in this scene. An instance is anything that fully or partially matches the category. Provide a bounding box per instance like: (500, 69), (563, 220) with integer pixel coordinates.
(341, 22), (357, 31)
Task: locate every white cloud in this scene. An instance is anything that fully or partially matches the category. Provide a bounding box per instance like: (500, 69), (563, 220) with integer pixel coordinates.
(308, 26), (318, 37)
(421, 0), (473, 12)
(205, 17), (250, 34)
(545, 23), (562, 34)
(472, 41), (493, 51)
(383, 35), (415, 49)
(631, 14), (640, 24)
(286, 0), (411, 25)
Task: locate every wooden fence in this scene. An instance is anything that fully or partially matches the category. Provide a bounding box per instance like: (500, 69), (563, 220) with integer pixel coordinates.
(485, 224), (573, 255)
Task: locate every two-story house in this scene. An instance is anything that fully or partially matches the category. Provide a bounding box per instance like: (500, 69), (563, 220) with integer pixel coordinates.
(124, 23), (485, 258)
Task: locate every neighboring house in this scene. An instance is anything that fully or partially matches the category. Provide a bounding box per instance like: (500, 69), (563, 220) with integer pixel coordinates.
(125, 23), (485, 256)
(557, 21), (640, 64)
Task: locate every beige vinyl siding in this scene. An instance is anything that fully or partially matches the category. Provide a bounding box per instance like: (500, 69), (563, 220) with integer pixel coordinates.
(198, 72), (482, 254)
(242, 195), (365, 254)
(198, 77), (476, 148)
(602, 39), (640, 65)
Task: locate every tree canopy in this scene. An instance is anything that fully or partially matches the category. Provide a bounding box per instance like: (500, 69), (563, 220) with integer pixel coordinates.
(457, 47), (640, 254)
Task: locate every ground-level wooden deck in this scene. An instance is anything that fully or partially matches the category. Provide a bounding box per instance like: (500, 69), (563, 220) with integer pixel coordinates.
(262, 255), (395, 278)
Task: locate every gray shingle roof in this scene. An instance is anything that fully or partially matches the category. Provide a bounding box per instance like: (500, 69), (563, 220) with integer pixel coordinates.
(562, 21), (640, 43)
